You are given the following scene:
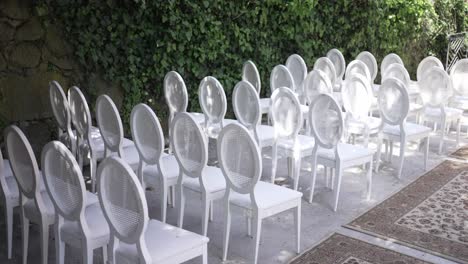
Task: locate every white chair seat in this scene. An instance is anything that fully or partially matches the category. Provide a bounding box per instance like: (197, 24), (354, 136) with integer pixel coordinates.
(408, 81), (420, 95)
(92, 137), (135, 160)
(277, 135), (315, 154)
(318, 143), (374, 162)
(205, 119), (238, 138)
(424, 107), (463, 120)
(260, 98), (271, 114)
(24, 190), (55, 223)
(257, 125), (275, 147)
(143, 155), (179, 181)
(346, 116), (381, 135)
(189, 112), (205, 124)
(61, 203), (109, 243)
(410, 102), (423, 112)
(115, 220), (209, 263)
(183, 166), (226, 193)
(229, 181), (302, 210)
(300, 105), (309, 116)
(450, 95), (468, 110)
(383, 123), (431, 137)
(85, 192), (99, 206)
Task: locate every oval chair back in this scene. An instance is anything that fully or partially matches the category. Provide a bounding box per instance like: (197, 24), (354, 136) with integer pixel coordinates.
(242, 60), (261, 95)
(356, 51), (378, 82)
(326, 49), (346, 82)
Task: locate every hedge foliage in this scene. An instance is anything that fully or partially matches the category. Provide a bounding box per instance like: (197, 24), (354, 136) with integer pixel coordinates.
(49, 0), (467, 130)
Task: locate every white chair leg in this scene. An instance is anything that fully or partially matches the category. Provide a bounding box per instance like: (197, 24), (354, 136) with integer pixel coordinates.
(375, 137), (383, 172)
(308, 154), (318, 203)
(222, 201), (231, 261)
(246, 216), (252, 237)
(293, 156), (302, 191)
(90, 157), (97, 193)
(102, 246), (108, 264)
(209, 200), (214, 222)
(171, 186), (176, 208)
(6, 203), (13, 259)
(270, 145), (278, 183)
(456, 118), (461, 147)
(161, 182), (168, 223)
(21, 213), (29, 264)
(202, 245), (208, 264)
(384, 140), (389, 161)
(177, 185), (185, 228)
(333, 163), (343, 212)
(294, 202), (301, 253)
(366, 159), (373, 200)
(397, 137), (406, 179)
(55, 219), (65, 264)
(201, 196), (210, 236)
(253, 216), (262, 264)
(40, 222), (49, 264)
(389, 141), (394, 162)
(424, 137), (430, 171)
(439, 118), (446, 154)
(82, 244), (93, 264)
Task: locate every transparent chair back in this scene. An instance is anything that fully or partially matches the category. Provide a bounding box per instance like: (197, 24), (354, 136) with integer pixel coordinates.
(232, 81), (261, 131)
(242, 60), (261, 94)
(41, 141), (85, 221)
(450, 58), (468, 96)
(382, 63), (410, 88)
(198, 76), (227, 127)
(419, 67), (452, 107)
(326, 49), (346, 81)
(218, 124), (261, 195)
(381, 53), (404, 75)
(130, 104), (164, 165)
(170, 113), (208, 177)
(5, 125), (40, 199)
(270, 64), (295, 93)
(417, 56), (444, 82)
(345, 60), (371, 81)
(378, 78), (410, 126)
(309, 94), (344, 149)
(49, 81), (70, 135)
(270, 87), (303, 139)
(96, 95), (124, 154)
(164, 71), (188, 122)
(313, 57), (337, 87)
(68, 86), (92, 138)
(356, 51), (378, 82)
(303, 70), (333, 105)
(286, 54), (307, 92)
(342, 74), (372, 121)
(97, 157), (148, 245)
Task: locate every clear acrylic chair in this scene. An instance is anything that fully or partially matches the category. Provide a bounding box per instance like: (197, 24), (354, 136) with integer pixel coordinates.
(5, 125), (55, 264)
(286, 54), (308, 102)
(308, 94), (373, 211)
(171, 112), (226, 236)
(417, 56), (444, 82)
(242, 60), (261, 94)
(303, 69), (333, 105)
(130, 103), (178, 223)
(326, 48), (346, 89)
(41, 141), (109, 264)
(377, 78), (431, 178)
(448, 59), (468, 129)
(164, 71), (205, 128)
(356, 51), (378, 84)
(0, 149), (18, 259)
(97, 156), (209, 264)
(313, 57), (337, 90)
(218, 123), (302, 264)
(96, 94), (140, 170)
(49, 81), (75, 154)
(198, 76), (237, 138)
(381, 53), (404, 77)
(232, 80), (275, 148)
(270, 87), (315, 190)
(345, 60), (371, 82)
(420, 67), (461, 154)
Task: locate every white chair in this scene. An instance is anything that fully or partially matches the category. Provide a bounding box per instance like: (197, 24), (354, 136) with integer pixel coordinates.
(218, 123), (302, 264)
(164, 71), (205, 127)
(171, 112), (226, 236)
(97, 156), (209, 264)
(0, 149), (18, 259)
(286, 54), (307, 102)
(49, 81), (75, 154)
(417, 56), (444, 82)
(303, 69), (333, 105)
(449, 59), (468, 130)
(381, 53), (404, 76)
(345, 60), (371, 82)
(95, 94), (140, 170)
(313, 57), (337, 90)
(41, 141), (109, 264)
(232, 80), (275, 148)
(242, 60), (261, 94)
(270, 87), (315, 190)
(130, 103), (177, 223)
(356, 51), (378, 84)
(198, 76), (236, 138)
(377, 78), (431, 178)
(420, 67), (461, 154)
(327, 48), (346, 89)
(308, 94), (373, 211)
(5, 125), (55, 264)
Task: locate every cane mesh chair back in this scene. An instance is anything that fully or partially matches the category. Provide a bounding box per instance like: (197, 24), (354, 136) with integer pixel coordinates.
(131, 104), (164, 165)
(345, 60), (371, 81)
(310, 94), (344, 149)
(342, 74), (372, 121)
(96, 95), (123, 154)
(170, 113), (207, 177)
(381, 53), (404, 75)
(417, 56), (444, 82)
(382, 63), (410, 88)
(218, 124), (261, 194)
(356, 51), (378, 82)
(420, 67), (452, 107)
(232, 81), (260, 129)
(450, 58), (468, 96)
(199, 76), (227, 124)
(313, 57), (337, 86)
(378, 78), (410, 126)
(327, 49), (346, 81)
(286, 54), (307, 92)
(68, 86), (92, 138)
(164, 71), (188, 118)
(41, 141), (85, 221)
(303, 70), (333, 105)
(271, 87), (303, 139)
(49, 81), (70, 135)
(270, 64), (295, 93)
(242, 60), (261, 94)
